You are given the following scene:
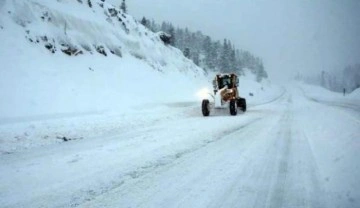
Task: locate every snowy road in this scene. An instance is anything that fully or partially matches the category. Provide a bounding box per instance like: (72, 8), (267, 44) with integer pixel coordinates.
(0, 87), (359, 208)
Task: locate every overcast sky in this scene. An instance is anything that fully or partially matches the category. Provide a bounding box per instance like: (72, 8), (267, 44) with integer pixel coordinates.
(110, 0), (360, 81)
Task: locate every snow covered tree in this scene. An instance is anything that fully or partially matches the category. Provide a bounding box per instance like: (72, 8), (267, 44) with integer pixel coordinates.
(150, 19), (158, 32)
(235, 49), (243, 73)
(168, 25), (175, 46)
(343, 64), (360, 92)
(229, 45), (237, 72)
(256, 62), (268, 82)
(175, 28), (184, 49)
(120, 0), (127, 13)
(203, 36), (215, 69)
(220, 39), (231, 73)
(183, 48), (190, 58)
(213, 41), (221, 69)
(192, 51), (200, 65)
(321, 71), (326, 87)
(160, 22), (167, 32)
(140, 17), (149, 28)
(140, 18), (267, 79)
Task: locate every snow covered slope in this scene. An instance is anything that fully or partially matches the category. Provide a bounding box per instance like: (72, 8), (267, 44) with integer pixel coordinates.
(0, 0), (282, 153)
(298, 82), (360, 111)
(0, 0), (208, 119)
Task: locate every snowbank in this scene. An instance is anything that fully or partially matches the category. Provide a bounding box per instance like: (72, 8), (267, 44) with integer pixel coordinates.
(348, 87), (360, 99)
(298, 82), (360, 104)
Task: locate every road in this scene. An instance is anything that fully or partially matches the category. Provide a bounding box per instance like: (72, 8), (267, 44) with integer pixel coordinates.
(0, 86), (359, 208)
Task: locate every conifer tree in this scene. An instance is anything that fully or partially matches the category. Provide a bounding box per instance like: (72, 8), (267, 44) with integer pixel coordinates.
(203, 36), (213, 69)
(140, 18), (267, 80)
(141, 17), (148, 27)
(183, 48), (191, 58)
(168, 25), (175, 46)
(220, 39), (230, 73)
(120, 0), (127, 13)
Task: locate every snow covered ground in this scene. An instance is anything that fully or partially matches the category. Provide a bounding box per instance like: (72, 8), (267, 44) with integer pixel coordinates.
(0, 0), (359, 207)
(0, 84), (359, 208)
(0, 72), (280, 154)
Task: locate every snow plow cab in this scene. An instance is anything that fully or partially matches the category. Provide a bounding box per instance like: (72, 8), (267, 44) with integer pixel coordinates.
(202, 73), (246, 116)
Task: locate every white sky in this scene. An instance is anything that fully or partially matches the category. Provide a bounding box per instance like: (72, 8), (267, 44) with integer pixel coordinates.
(109, 0), (360, 82)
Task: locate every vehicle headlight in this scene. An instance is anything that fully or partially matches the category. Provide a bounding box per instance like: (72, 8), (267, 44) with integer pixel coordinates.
(196, 88), (211, 100)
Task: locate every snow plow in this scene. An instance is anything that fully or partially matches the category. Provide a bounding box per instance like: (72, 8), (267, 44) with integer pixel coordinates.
(201, 73), (246, 116)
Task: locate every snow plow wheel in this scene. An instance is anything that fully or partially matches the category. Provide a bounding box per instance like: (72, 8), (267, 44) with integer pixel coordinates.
(202, 99), (210, 116)
(237, 98), (247, 112)
(230, 99), (237, 116)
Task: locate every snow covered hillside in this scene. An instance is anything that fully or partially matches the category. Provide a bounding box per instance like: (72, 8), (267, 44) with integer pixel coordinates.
(0, 0), (281, 153)
(0, 0), (209, 118)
